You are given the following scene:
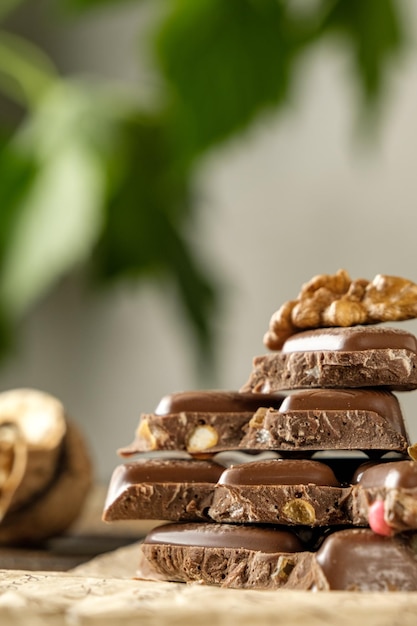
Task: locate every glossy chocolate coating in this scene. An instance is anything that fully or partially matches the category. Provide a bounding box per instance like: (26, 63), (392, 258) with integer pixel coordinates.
(316, 528), (417, 590)
(105, 459), (223, 503)
(144, 522), (304, 553)
(282, 326), (417, 354)
(155, 390), (284, 416)
(218, 459), (340, 487)
(103, 459), (224, 523)
(279, 389), (406, 436)
(354, 460), (417, 489)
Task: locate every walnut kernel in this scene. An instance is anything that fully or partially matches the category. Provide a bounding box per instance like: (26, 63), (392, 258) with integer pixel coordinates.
(264, 270), (417, 350)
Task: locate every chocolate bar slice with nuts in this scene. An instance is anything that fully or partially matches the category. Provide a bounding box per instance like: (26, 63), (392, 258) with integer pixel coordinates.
(137, 523), (417, 591)
(240, 388), (410, 454)
(241, 326), (417, 392)
(210, 457), (417, 533)
(120, 389), (409, 456)
(136, 522), (316, 589)
(209, 458), (350, 526)
(103, 455), (417, 534)
(119, 390), (285, 457)
(103, 458), (224, 522)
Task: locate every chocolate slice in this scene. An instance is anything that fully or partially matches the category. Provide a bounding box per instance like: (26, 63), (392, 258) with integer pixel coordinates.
(315, 528), (417, 591)
(103, 459), (224, 522)
(119, 390), (284, 457)
(119, 388), (408, 456)
(209, 459), (349, 526)
(137, 522), (315, 589)
(138, 524), (417, 591)
(240, 389), (409, 454)
(349, 460), (417, 533)
(241, 326), (417, 392)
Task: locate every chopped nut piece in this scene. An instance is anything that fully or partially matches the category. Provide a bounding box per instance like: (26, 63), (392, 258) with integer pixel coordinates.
(264, 270), (417, 349)
(136, 419), (157, 451)
(187, 425), (218, 454)
(282, 499), (316, 525)
(248, 407), (268, 429)
(408, 444), (417, 461)
(275, 556), (296, 581)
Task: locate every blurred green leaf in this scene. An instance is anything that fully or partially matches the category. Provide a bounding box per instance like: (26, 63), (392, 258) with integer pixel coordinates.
(156, 0), (296, 162)
(0, 82), (113, 318)
(94, 114), (219, 368)
(62, 0), (137, 11)
(0, 0), (25, 23)
(0, 137), (38, 356)
(0, 140), (37, 267)
(0, 31), (57, 108)
(324, 0), (405, 104)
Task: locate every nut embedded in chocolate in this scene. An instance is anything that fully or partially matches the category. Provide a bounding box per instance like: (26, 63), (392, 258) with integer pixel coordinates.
(119, 390), (285, 457)
(209, 459), (348, 526)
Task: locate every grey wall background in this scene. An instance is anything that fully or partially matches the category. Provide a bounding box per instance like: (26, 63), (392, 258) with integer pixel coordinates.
(1, 1), (417, 482)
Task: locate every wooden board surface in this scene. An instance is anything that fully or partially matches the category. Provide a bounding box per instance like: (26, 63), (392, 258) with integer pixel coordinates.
(2, 568), (417, 626)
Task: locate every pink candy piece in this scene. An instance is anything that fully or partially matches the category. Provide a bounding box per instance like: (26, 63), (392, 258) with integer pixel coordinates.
(368, 500), (393, 536)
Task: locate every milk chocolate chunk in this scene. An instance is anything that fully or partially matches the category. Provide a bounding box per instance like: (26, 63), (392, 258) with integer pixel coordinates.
(355, 459), (417, 488)
(241, 326), (417, 392)
(120, 389), (408, 456)
(315, 529), (417, 591)
(137, 522), (317, 589)
(240, 389), (409, 454)
(349, 461), (417, 533)
(209, 459), (349, 526)
(103, 459), (223, 522)
(139, 524), (417, 590)
(119, 390), (285, 457)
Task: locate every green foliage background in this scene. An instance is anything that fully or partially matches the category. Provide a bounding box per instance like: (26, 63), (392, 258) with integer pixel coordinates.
(0, 0), (407, 373)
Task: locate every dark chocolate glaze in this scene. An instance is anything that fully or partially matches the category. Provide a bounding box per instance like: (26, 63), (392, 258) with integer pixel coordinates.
(282, 326), (417, 354)
(218, 459), (341, 487)
(316, 528), (417, 591)
(354, 460), (417, 488)
(155, 390), (284, 416)
(144, 522), (304, 553)
(279, 389), (406, 436)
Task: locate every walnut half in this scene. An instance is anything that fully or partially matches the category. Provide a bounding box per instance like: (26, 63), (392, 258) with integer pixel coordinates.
(264, 270), (417, 350)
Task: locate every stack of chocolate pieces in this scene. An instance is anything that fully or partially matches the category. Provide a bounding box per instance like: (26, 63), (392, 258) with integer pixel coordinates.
(103, 271), (417, 591)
